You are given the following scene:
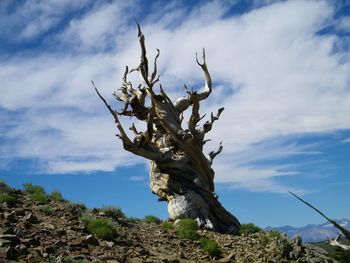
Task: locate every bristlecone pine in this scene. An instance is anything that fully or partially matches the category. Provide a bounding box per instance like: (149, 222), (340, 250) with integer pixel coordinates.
(95, 25), (240, 234)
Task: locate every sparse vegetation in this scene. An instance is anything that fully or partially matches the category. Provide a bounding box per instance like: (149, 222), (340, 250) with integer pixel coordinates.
(102, 205), (125, 219)
(0, 180), (18, 205)
(128, 217), (142, 222)
(0, 179), (12, 193)
(199, 236), (222, 257)
(175, 218), (200, 240)
(330, 248), (350, 263)
(268, 230), (283, 239)
(144, 215), (161, 224)
(23, 183), (48, 204)
(65, 202), (86, 216)
(79, 212), (95, 225)
(0, 192), (18, 205)
(162, 221), (174, 231)
(50, 190), (64, 202)
(240, 223), (262, 235)
(39, 204), (54, 215)
(86, 218), (118, 241)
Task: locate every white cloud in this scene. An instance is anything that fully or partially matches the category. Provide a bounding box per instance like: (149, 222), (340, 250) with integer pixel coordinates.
(342, 138), (350, 143)
(60, 1), (136, 51)
(0, 0), (90, 41)
(0, 0), (349, 193)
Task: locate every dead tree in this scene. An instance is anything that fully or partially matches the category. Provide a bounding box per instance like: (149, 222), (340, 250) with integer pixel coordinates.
(95, 25), (240, 234)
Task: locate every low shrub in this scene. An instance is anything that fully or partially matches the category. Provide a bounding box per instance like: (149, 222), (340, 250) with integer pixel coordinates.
(128, 217), (141, 222)
(102, 206), (125, 219)
(86, 218), (118, 241)
(23, 183), (45, 194)
(0, 180), (12, 193)
(23, 183), (48, 204)
(175, 218), (199, 240)
(162, 221), (174, 231)
(50, 190), (64, 202)
(79, 212), (95, 225)
(331, 248), (350, 263)
(31, 191), (48, 204)
(199, 236), (221, 257)
(239, 223), (262, 235)
(39, 204), (54, 215)
(0, 192), (18, 205)
(144, 215), (161, 224)
(66, 202), (86, 216)
(268, 230), (283, 239)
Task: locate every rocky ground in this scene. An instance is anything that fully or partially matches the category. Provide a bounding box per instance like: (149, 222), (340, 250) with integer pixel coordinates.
(0, 186), (339, 263)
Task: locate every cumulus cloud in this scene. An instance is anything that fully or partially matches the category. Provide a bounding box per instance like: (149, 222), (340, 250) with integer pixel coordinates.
(0, 0), (349, 193)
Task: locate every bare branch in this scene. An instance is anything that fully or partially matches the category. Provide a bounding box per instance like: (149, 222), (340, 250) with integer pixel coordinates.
(174, 49), (213, 114)
(289, 191), (350, 241)
(137, 23), (149, 81)
(94, 81), (161, 161)
(93, 81), (120, 123)
(202, 107), (224, 134)
(208, 141), (223, 165)
(195, 48), (212, 101)
(151, 49), (160, 83)
(129, 123), (140, 135)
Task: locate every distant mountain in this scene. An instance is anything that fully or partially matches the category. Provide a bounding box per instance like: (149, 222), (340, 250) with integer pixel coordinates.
(266, 218), (350, 243)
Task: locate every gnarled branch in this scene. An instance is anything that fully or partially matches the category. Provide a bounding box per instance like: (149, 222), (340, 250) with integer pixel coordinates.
(208, 141), (223, 165)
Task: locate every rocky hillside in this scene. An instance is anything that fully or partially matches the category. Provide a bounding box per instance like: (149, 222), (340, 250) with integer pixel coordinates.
(0, 182), (339, 262)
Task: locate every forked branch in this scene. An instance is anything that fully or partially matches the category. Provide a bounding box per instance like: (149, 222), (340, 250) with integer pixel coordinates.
(93, 81), (162, 161)
(208, 141), (223, 165)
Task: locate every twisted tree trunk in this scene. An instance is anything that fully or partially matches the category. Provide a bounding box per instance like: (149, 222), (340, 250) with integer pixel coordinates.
(95, 25), (240, 234)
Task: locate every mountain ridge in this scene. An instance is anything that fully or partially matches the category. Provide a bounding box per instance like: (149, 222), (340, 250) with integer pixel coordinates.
(266, 218), (350, 243)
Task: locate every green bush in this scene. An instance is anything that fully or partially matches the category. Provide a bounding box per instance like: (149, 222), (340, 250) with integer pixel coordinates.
(102, 206), (125, 219)
(162, 221), (174, 231)
(144, 215), (161, 224)
(65, 202), (86, 216)
(50, 190), (64, 202)
(79, 212), (94, 225)
(268, 230), (283, 239)
(199, 236), (221, 257)
(239, 223), (262, 235)
(0, 180), (12, 193)
(86, 218), (118, 241)
(128, 217), (141, 222)
(39, 204), (54, 215)
(32, 191), (48, 204)
(331, 248), (350, 263)
(23, 183), (48, 204)
(23, 183), (45, 194)
(0, 192), (18, 205)
(176, 219), (199, 240)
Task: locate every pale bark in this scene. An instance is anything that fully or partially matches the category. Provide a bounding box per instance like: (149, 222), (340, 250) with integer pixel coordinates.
(95, 25), (240, 234)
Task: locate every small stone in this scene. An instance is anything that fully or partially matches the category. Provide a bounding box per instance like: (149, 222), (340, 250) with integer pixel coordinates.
(105, 241), (114, 248)
(84, 234), (99, 246)
(69, 238), (83, 247)
(4, 211), (17, 223)
(27, 254), (36, 263)
(0, 234), (20, 246)
(218, 252), (235, 263)
(23, 213), (38, 224)
(127, 258), (143, 263)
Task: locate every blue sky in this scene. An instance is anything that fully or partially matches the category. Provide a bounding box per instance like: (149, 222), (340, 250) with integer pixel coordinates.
(0, 0), (349, 228)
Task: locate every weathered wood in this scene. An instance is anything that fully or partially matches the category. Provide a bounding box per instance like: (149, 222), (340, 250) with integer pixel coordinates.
(95, 25), (241, 234)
